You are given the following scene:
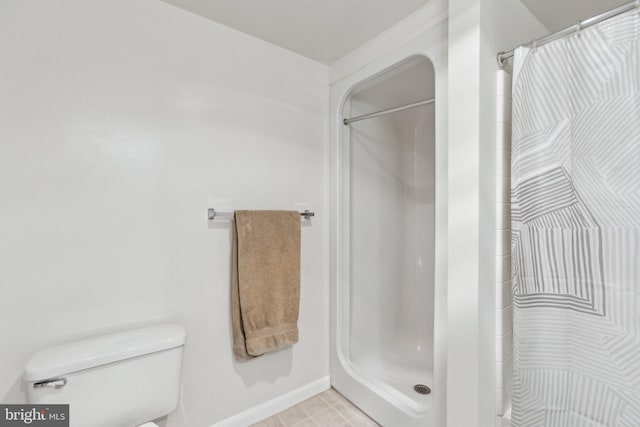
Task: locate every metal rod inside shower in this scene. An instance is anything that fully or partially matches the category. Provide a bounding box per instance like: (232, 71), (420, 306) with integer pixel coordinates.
(497, 0), (639, 66)
(343, 98), (435, 126)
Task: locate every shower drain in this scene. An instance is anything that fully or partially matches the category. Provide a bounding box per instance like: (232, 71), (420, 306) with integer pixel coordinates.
(413, 384), (431, 395)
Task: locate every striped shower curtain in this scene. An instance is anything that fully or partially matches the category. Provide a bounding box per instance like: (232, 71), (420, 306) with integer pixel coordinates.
(511, 11), (640, 427)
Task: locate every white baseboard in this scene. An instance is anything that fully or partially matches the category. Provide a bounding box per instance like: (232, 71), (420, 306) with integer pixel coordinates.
(210, 376), (331, 427)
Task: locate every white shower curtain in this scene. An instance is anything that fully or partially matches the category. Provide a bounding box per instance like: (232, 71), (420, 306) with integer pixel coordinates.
(511, 11), (640, 427)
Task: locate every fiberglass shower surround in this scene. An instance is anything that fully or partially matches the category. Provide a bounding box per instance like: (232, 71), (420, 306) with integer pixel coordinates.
(331, 54), (445, 427)
(347, 58), (436, 406)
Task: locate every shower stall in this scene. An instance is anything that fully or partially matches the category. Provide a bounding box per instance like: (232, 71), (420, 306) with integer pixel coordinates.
(330, 51), (447, 427)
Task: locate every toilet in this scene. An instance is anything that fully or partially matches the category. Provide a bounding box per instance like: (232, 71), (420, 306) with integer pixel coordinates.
(23, 324), (186, 427)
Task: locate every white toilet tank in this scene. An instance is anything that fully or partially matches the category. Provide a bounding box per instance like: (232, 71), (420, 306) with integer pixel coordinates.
(23, 324), (186, 427)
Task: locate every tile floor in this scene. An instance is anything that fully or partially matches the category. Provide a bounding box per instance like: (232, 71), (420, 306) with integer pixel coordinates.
(251, 388), (379, 427)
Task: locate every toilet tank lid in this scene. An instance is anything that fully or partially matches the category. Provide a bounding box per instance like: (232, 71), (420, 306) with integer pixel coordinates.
(23, 324), (186, 382)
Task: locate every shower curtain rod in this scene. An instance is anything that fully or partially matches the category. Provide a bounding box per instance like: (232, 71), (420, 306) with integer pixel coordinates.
(343, 98), (435, 125)
(497, 0), (639, 66)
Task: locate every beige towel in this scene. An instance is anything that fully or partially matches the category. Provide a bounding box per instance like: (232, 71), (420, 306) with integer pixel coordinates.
(231, 210), (301, 360)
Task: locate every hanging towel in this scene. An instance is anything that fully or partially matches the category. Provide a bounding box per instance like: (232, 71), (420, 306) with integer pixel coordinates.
(231, 210), (301, 360)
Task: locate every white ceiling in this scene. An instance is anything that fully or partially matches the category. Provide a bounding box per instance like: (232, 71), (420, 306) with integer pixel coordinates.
(160, 0), (430, 65)
(522, 0), (630, 32)
(161, 0), (632, 65)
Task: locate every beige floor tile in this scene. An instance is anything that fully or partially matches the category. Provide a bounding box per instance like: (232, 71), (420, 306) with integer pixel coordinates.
(276, 405), (309, 426)
(311, 407), (347, 426)
(265, 388), (378, 427)
(298, 394), (330, 417)
(331, 399), (362, 420)
(349, 413), (380, 427)
(251, 415), (286, 427)
(291, 418), (319, 427)
(320, 388), (348, 406)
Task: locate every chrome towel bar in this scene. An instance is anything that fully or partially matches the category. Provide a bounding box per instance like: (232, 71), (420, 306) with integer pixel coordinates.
(208, 209), (315, 221)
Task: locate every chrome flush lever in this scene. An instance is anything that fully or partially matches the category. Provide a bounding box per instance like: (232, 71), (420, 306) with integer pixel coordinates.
(33, 377), (67, 389)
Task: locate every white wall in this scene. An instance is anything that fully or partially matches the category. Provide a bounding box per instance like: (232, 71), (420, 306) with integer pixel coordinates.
(447, 0), (546, 426)
(0, 1), (329, 426)
(447, 2), (482, 425)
